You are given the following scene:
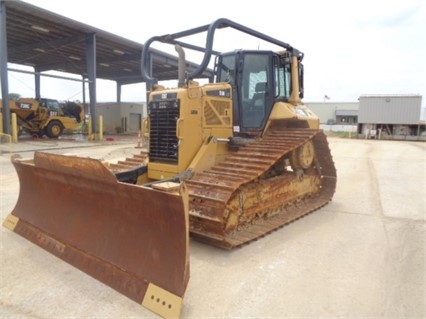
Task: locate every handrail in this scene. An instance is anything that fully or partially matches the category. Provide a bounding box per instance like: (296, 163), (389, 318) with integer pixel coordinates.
(141, 18), (301, 84)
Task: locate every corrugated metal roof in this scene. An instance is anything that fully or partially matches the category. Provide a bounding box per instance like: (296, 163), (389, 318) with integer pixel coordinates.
(359, 94), (421, 98)
(358, 95), (422, 124)
(3, 1), (213, 85)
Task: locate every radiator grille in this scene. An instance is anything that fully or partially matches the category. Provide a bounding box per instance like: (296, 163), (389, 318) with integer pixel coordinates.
(148, 99), (180, 162)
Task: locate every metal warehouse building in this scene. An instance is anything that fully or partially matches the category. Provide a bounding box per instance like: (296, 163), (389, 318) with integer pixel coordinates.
(306, 95), (425, 141)
(357, 94), (425, 140)
(306, 102), (359, 125)
(95, 102), (146, 134)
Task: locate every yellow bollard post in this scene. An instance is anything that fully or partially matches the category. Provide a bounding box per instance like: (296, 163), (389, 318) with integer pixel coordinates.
(87, 115), (93, 141)
(98, 115), (103, 141)
(11, 113), (18, 143)
(0, 112), (3, 133)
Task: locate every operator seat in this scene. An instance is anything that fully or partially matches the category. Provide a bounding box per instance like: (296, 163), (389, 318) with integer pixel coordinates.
(244, 82), (267, 127)
(251, 82), (267, 109)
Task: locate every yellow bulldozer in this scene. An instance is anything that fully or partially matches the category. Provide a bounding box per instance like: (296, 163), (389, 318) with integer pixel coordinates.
(3, 18), (336, 318)
(0, 97), (84, 138)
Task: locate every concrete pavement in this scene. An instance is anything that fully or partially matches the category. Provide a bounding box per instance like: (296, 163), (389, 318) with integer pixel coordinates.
(0, 137), (425, 318)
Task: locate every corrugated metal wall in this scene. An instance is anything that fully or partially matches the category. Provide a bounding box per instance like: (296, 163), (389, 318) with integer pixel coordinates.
(305, 102), (358, 124)
(96, 102), (145, 133)
(358, 95), (422, 124)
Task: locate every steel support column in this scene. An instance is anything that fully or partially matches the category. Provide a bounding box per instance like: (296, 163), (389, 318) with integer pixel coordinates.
(86, 33), (97, 132)
(34, 66), (41, 99)
(116, 82), (121, 103)
(82, 75), (88, 114)
(0, 0), (10, 134)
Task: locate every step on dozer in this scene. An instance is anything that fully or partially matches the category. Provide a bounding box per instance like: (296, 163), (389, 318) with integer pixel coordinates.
(3, 152), (190, 319)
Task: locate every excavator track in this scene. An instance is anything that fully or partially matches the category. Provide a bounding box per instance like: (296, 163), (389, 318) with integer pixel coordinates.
(186, 128), (336, 249)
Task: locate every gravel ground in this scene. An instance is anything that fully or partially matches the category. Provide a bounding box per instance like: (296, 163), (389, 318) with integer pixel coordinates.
(0, 137), (425, 319)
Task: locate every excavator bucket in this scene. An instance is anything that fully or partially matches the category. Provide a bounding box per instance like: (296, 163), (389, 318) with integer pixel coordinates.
(3, 152), (189, 319)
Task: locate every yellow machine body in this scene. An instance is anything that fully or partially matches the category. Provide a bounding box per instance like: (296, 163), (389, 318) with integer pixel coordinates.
(0, 97), (84, 137)
(3, 18), (336, 318)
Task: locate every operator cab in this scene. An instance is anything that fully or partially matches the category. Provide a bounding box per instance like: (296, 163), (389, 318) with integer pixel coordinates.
(39, 98), (61, 111)
(215, 50), (303, 137)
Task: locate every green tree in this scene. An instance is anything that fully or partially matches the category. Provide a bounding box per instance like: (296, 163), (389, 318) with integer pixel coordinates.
(9, 93), (21, 100)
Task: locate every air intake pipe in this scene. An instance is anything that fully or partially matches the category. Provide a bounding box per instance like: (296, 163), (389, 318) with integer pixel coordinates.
(175, 45), (186, 88)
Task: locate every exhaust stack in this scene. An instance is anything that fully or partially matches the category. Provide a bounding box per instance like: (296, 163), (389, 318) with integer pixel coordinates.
(175, 44), (186, 87)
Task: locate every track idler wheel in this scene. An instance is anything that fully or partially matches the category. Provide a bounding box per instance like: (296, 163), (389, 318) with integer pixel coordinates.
(290, 140), (315, 170)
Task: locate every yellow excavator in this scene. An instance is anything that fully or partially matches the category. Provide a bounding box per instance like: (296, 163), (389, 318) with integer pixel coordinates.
(3, 18), (336, 319)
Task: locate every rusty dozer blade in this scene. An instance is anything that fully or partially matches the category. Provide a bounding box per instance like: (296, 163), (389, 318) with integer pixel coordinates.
(3, 152), (189, 319)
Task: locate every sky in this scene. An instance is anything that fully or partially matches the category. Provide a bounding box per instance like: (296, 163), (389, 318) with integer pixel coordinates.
(4, 0), (426, 106)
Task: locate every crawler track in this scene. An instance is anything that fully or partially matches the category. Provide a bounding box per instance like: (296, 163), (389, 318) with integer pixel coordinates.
(186, 128), (336, 249)
(111, 128), (336, 249)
